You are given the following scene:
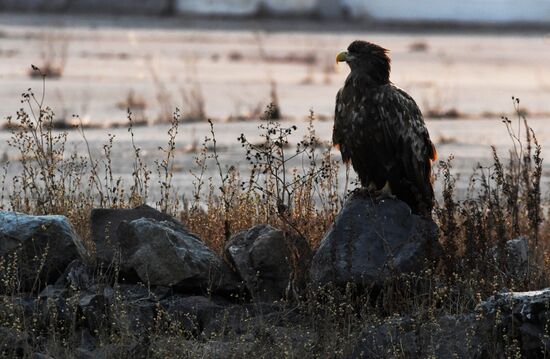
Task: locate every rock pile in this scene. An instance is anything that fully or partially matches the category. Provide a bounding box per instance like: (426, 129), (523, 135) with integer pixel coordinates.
(0, 205), (309, 357)
(1, 199), (548, 358)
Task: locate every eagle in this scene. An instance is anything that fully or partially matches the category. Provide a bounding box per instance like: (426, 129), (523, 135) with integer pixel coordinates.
(333, 40), (437, 216)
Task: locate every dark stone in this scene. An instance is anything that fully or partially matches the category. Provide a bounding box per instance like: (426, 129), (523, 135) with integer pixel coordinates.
(78, 292), (110, 332)
(0, 327), (31, 357)
(347, 314), (484, 358)
(115, 283), (171, 302)
(156, 338), (254, 359)
(0, 296), (39, 320)
(103, 284), (160, 335)
(202, 301), (287, 337)
(347, 289), (550, 358)
(225, 224), (298, 301)
(116, 218), (239, 293)
(479, 289), (550, 358)
(123, 300), (157, 335)
(75, 284), (161, 335)
(74, 348), (95, 359)
(84, 341), (149, 359)
(161, 295), (229, 334)
(0, 211), (88, 292)
(37, 285), (74, 329)
(90, 204), (177, 266)
(30, 353), (55, 359)
(75, 328), (97, 352)
(310, 192), (441, 288)
(55, 259), (94, 291)
(38, 284), (69, 300)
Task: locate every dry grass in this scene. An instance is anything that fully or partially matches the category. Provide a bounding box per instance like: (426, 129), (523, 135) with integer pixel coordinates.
(0, 74), (548, 358)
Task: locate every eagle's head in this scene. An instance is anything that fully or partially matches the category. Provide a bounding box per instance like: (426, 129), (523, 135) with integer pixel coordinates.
(336, 40), (391, 85)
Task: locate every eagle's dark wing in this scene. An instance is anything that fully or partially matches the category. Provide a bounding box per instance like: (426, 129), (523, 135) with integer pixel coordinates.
(332, 88), (351, 163)
(370, 85), (437, 213)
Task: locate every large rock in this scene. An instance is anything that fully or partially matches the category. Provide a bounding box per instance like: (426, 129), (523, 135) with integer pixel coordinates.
(0, 212), (88, 292)
(225, 224), (295, 301)
(310, 191), (440, 288)
(479, 289), (550, 358)
(90, 204), (178, 265)
(349, 289), (550, 358)
(117, 218), (238, 293)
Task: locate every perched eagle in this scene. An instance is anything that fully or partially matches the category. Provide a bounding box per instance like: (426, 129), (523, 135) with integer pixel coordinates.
(333, 40), (437, 216)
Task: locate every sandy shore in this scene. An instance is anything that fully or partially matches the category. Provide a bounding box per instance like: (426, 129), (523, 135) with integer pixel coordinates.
(0, 13), (549, 200)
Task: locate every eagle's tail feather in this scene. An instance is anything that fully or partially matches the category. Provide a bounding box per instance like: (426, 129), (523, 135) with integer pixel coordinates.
(430, 141), (438, 162)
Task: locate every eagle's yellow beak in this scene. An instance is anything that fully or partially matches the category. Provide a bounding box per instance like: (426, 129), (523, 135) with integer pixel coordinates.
(336, 51), (348, 63)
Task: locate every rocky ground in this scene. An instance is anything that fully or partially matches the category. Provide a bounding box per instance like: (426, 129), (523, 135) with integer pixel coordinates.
(0, 193), (548, 358)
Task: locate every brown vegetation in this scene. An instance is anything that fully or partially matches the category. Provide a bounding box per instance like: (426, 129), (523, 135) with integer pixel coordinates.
(0, 74), (548, 357)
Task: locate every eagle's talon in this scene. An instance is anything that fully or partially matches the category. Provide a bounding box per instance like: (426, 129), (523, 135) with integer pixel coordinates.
(373, 181), (396, 201)
(375, 191), (396, 201)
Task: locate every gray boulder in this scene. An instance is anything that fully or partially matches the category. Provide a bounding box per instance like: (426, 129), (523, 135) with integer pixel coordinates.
(0, 211), (88, 292)
(225, 224), (294, 301)
(479, 288), (550, 358)
(90, 204), (177, 266)
(349, 289), (550, 358)
(310, 191), (440, 288)
(117, 218), (238, 293)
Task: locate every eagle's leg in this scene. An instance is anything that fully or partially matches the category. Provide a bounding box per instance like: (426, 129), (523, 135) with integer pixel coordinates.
(374, 181), (396, 201)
